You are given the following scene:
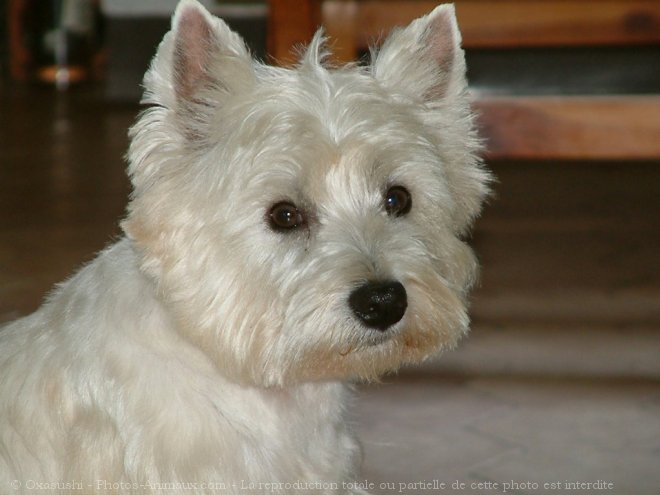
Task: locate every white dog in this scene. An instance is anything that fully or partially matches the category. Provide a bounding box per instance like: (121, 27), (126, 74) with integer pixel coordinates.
(0, 0), (489, 492)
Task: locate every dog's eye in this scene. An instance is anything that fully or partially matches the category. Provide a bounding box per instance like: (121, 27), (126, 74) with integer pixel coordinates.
(385, 186), (412, 217)
(268, 202), (305, 231)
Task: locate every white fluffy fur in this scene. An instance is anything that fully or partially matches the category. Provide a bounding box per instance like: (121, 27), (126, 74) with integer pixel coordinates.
(0, 1), (490, 492)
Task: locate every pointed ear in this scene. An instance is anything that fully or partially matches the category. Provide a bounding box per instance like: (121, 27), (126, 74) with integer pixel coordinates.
(372, 4), (465, 101)
(171, 0), (252, 102)
(172, 0), (217, 101)
(142, 0), (253, 109)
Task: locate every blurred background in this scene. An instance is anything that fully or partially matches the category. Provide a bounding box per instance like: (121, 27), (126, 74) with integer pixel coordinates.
(1, 0), (659, 493)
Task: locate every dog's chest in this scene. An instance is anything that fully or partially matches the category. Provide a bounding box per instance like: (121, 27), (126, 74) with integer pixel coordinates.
(118, 374), (359, 486)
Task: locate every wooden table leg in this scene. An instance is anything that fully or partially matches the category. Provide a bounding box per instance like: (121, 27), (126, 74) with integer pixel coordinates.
(268, 0), (322, 66)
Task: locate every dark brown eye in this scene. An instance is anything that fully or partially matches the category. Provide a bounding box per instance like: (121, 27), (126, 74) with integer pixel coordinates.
(268, 202), (305, 231)
(385, 186), (412, 216)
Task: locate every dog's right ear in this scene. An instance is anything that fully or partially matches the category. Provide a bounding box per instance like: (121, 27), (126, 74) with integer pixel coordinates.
(127, 1), (255, 191)
(142, 0), (254, 110)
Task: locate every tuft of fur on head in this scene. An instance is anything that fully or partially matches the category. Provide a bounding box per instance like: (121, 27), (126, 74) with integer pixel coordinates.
(299, 29), (333, 70)
(123, 0), (491, 387)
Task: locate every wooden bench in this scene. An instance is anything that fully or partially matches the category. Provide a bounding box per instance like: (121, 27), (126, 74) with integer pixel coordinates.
(267, 0), (660, 160)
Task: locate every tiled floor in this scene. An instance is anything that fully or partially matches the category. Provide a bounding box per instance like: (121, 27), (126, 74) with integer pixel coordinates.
(355, 375), (660, 494)
(1, 89), (659, 494)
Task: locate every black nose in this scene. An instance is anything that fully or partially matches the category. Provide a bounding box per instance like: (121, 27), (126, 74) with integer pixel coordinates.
(348, 281), (407, 331)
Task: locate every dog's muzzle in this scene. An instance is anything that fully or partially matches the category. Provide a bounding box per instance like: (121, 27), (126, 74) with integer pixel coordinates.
(348, 280), (407, 331)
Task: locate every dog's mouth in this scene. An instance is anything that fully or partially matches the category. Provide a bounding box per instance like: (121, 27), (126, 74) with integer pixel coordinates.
(338, 322), (404, 356)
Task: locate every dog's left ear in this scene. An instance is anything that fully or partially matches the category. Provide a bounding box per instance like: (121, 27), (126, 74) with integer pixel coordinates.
(372, 5), (465, 102)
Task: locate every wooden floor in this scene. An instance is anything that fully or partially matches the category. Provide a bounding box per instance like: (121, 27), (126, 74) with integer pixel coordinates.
(1, 87), (659, 492)
(1, 88), (131, 322)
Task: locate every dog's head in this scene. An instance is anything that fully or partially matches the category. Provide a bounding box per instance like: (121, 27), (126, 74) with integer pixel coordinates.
(123, 0), (490, 386)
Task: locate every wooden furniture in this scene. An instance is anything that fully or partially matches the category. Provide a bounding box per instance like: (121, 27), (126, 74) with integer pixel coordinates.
(267, 0), (660, 160)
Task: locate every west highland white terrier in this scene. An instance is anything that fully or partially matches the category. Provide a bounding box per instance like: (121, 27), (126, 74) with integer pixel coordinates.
(0, 0), (489, 492)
